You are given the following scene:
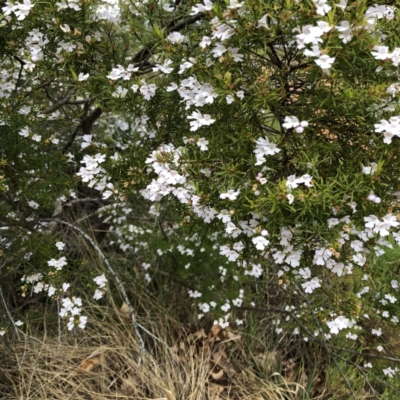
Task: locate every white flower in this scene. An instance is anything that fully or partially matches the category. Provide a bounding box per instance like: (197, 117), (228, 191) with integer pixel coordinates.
(167, 32), (187, 44)
(383, 367), (397, 378)
(228, 47), (244, 62)
(220, 189), (240, 201)
(362, 163), (378, 175)
(257, 14), (268, 29)
(371, 46), (390, 60)
(78, 315), (87, 329)
(190, 0), (212, 15)
(187, 110), (215, 131)
(140, 82), (157, 100)
(236, 90), (244, 99)
(326, 316), (350, 334)
(211, 43), (227, 57)
(299, 267), (311, 279)
(28, 200), (39, 209)
(78, 72), (89, 81)
(112, 86), (128, 98)
(252, 236), (270, 250)
(163, 3), (174, 11)
(93, 289), (103, 300)
(48, 256), (68, 270)
(199, 36), (212, 48)
(188, 290), (202, 298)
(372, 328), (382, 336)
(93, 274), (107, 288)
(153, 59), (174, 74)
(226, 95), (234, 104)
(197, 137), (209, 151)
(384, 294), (397, 303)
(245, 263), (263, 277)
(315, 55), (335, 70)
(282, 116), (308, 132)
(31, 134), (41, 142)
(312, 0), (331, 15)
(227, 0), (242, 9)
(254, 136), (281, 165)
(352, 253), (366, 266)
(19, 127), (30, 137)
(56, 241), (65, 250)
(304, 45), (321, 57)
(60, 24), (71, 33)
(67, 317), (75, 331)
(301, 277), (321, 293)
(336, 20), (352, 43)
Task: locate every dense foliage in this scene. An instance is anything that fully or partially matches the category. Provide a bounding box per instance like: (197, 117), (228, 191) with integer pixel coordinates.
(2, 0), (400, 387)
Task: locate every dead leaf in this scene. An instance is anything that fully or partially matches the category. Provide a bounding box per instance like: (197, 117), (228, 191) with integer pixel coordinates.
(211, 369), (224, 381)
(211, 346), (237, 377)
(225, 330), (242, 344)
(208, 383), (224, 400)
(188, 328), (207, 341)
(119, 302), (131, 318)
(282, 358), (297, 383)
(208, 324), (223, 342)
(78, 355), (102, 374)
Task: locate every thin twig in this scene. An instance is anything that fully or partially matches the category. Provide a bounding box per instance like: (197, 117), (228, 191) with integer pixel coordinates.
(0, 286), (20, 340)
(18, 334), (28, 369)
(12, 55), (25, 98)
(57, 299), (61, 358)
(42, 86), (77, 114)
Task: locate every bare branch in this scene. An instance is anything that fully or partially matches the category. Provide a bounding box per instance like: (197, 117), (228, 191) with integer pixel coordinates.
(42, 86), (77, 114)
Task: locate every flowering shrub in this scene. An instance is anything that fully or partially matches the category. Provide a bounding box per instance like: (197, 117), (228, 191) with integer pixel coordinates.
(1, 0), (400, 387)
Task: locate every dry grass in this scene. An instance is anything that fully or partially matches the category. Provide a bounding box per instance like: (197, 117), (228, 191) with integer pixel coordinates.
(1, 290), (307, 400)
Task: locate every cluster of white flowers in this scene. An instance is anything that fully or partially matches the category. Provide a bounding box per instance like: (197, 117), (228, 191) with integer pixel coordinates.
(2, 0), (35, 21)
(93, 274), (108, 300)
(18, 126), (41, 142)
(374, 116), (400, 144)
(282, 116), (309, 133)
(107, 64), (138, 81)
(254, 136), (281, 166)
(25, 29), (48, 67)
(46, 0), (400, 345)
(60, 297), (87, 330)
(77, 153), (108, 189)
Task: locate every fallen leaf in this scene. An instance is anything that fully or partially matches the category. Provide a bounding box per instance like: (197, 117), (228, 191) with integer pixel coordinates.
(208, 324), (223, 342)
(282, 358), (297, 383)
(78, 355), (102, 374)
(211, 369), (224, 381)
(211, 346), (236, 377)
(188, 328), (207, 341)
(119, 302), (131, 318)
(208, 382), (224, 400)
